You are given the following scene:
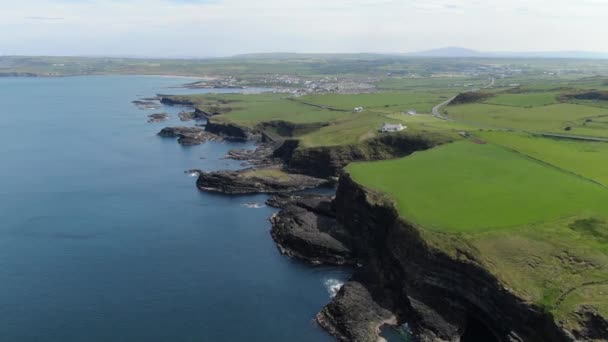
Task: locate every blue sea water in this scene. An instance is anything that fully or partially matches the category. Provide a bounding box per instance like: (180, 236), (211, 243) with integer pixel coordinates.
(0, 76), (350, 342)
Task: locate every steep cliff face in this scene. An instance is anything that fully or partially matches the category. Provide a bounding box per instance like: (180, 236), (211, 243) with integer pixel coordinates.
(330, 175), (578, 342)
(256, 120), (329, 139)
(282, 133), (452, 179)
(204, 118), (256, 141)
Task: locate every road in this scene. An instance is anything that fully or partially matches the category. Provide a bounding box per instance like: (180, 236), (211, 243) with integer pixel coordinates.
(432, 77), (494, 119)
(484, 77), (496, 88)
(431, 96), (456, 119)
(430, 76), (608, 143)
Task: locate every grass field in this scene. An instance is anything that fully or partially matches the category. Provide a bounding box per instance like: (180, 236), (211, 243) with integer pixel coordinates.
(478, 131), (608, 186)
(446, 102), (608, 136)
(482, 91), (560, 107)
(347, 141), (608, 322)
(184, 93), (351, 127)
(347, 142), (608, 232)
(299, 92), (448, 113)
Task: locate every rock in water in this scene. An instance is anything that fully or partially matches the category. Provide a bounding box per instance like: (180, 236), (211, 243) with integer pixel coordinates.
(147, 113), (169, 123)
(158, 126), (220, 145)
(178, 111), (195, 122)
(196, 168), (328, 194)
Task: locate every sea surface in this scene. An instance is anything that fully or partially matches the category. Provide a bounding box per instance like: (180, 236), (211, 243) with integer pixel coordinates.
(0, 76), (350, 342)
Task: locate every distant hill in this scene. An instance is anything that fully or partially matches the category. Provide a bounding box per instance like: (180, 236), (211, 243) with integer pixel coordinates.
(408, 47), (484, 58)
(407, 47), (608, 59)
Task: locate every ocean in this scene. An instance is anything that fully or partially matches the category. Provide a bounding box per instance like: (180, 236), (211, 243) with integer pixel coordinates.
(0, 76), (350, 342)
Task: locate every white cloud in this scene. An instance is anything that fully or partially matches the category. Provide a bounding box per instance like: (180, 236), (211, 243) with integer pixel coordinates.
(1, 0), (607, 56)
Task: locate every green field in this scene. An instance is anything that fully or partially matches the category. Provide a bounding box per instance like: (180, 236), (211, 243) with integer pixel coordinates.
(446, 102), (608, 136)
(183, 93), (351, 127)
(482, 91), (560, 107)
(299, 92), (448, 113)
(347, 142), (608, 232)
(347, 141), (608, 322)
(478, 131), (608, 186)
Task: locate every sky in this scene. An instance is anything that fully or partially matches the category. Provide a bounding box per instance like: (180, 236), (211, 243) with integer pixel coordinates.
(1, 0), (608, 57)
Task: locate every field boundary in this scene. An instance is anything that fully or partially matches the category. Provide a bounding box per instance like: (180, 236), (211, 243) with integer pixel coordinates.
(481, 137), (608, 190)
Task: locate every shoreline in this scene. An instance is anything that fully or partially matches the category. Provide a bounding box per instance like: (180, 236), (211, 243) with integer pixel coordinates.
(151, 86), (608, 342)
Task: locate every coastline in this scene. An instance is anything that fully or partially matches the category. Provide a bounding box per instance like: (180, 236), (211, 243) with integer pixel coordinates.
(152, 85), (608, 342)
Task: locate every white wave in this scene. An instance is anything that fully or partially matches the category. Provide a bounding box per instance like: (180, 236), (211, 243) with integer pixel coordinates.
(241, 202), (266, 209)
(324, 278), (344, 298)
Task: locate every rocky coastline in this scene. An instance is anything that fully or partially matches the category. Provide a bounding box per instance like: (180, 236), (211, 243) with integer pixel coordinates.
(153, 90), (607, 342)
(158, 126), (221, 145)
(196, 167), (329, 194)
(268, 174), (608, 342)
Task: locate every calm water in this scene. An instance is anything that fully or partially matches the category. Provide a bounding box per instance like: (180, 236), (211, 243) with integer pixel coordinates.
(0, 76), (350, 342)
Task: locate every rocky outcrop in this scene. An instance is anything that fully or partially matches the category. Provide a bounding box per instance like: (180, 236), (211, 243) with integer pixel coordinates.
(270, 195), (353, 265)
(224, 144), (279, 168)
(571, 306), (608, 341)
(158, 126), (220, 145)
(147, 113), (169, 123)
(158, 95), (195, 106)
(317, 281), (397, 342)
(132, 100), (161, 110)
(196, 168), (328, 194)
(279, 133), (451, 179)
(205, 119), (256, 141)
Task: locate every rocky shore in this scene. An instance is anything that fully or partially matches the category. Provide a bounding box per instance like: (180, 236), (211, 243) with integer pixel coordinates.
(147, 113), (169, 123)
(158, 126), (221, 145)
(196, 167), (328, 194)
(269, 194), (353, 265)
(152, 90), (606, 342)
(267, 174), (608, 342)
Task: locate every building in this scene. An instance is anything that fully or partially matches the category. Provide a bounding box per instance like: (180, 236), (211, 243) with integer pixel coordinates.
(406, 109), (417, 115)
(380, 123), (406, 133)
(352, 107), (364, 113)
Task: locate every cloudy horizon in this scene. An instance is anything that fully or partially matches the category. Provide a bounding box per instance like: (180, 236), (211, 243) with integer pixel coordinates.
(2, 0), (608, 57)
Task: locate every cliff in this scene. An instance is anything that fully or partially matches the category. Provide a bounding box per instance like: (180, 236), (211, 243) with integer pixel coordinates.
(271, 174), (606, 341)
(276, 132), (452, 179)
(196, 167), (328, 194)
(204, 118), (256, 141)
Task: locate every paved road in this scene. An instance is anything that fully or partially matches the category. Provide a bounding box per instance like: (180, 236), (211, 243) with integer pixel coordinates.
(484, 77), (496, 88)
(432, 77), (494, 119)
(430, 76), (608, 143)
(431, 96), (456, 119)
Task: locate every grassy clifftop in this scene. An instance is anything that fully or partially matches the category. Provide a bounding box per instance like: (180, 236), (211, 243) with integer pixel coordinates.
(346, 140), (608, 329)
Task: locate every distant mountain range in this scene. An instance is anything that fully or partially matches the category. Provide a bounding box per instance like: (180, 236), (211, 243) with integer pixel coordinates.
(406, 47), (608, 59)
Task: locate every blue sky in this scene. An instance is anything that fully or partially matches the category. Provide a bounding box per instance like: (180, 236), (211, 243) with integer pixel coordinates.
(1, 0), (607, 57)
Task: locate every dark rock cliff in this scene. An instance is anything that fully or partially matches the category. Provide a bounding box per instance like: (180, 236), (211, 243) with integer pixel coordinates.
(325, 175), (586, 342)
(196, 168), (328, 194)
(204, 118), (255, 141)
(278, 133), (451, 179)
(270, 174), (602, 341)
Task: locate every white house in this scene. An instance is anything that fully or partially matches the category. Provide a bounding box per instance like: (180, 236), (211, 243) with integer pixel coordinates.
(406, 109), (417, 115)
(353, 107), (364, 113)
(380, 123), (406, 133)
